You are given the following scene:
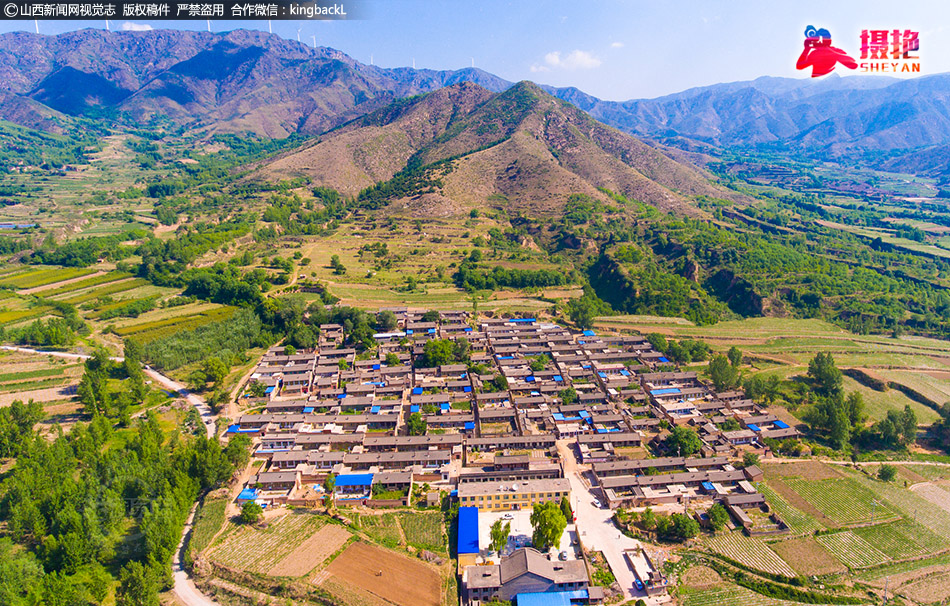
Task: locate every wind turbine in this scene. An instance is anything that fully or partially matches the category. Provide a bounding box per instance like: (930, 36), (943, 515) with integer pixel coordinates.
(34, 20), (38, 34)
(412, 58), (415, 69)
(268, 20), (272, 34)
(105, 19), (110, 31)
(296, 27), (301, 43)
(471, 57), (475, 68)
(370, 54), (374, 66)
(311, 35), (316, 48)
(206, 20), (212, 32)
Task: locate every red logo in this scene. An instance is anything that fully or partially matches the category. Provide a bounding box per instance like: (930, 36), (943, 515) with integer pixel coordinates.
(796, 26), (857, 77)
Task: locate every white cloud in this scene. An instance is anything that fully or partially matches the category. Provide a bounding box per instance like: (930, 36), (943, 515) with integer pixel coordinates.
(122, 22), (153, 31)
(529, 64), (550, 73)
(611, 42), (624, 48)
(543, 49), (601, 70)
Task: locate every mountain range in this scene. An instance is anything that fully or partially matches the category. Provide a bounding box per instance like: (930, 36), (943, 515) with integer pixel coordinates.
(1, 28), (949, 172)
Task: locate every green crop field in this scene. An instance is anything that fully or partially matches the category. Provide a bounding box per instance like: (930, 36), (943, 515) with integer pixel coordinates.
(35, 271), (131, 297)
(852, 519), (947, 559)
(207, 511), (324, 574)
(0, 306), (53, 326)
(397, 512), (445, 552)
(856, 552), (950, 582)
(0, 267), (96, 289)
(837, 467), (950, 541)
(756, 483), (824, 535)
(814, 531), (890, 569)
(679, 582), (869, 606)
(190, 498), (228, 555)
(704, 531), (797, 577)
(59, 278), (150, 304)
(783, 477), (899, 526)
(112, 306), (236, 342)
(354, 512), (403, 549)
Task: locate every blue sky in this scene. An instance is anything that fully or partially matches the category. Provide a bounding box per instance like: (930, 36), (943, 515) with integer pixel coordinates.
(1, 0), (947, 100)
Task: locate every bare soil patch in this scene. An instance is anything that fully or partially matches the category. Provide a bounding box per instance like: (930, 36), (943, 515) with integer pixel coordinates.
(320, 577), (391, 606)
(680, 565), (721, 588)
(899, 571), (950, 603)
(268, 524), (351, 578)
(326, 542), (440, 606)
(770, 537), (847, 576)
(867, 564), (950, 589)
(910, 483), (950, 515)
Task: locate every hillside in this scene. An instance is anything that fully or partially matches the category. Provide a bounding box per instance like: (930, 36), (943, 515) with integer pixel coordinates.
(260, 81), (740, 217)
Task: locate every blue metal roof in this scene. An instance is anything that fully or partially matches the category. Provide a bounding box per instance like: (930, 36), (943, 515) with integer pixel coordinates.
(238, 488), (258, 500)
(578, 410), (591, 419)
(516, 589), (588, 606)
(701, 481), (715, 491)
(651, 388), (681, 395)
(554, 375), (563, 382)
(659, 356), (671, 363)
(370, 405), (381, 414)
(511, 318), (536, 323)
(582, 330), (596, 337)
(457, 506), (479, 554)
(747, 423), (761, 432)
(335, 473), (374, 487)
(372, 364), (380, 370)
(774, 420), (790, 429)
(464, 421), (475, 430)
(303, 407), (314, 413)
(410, 405), (420, 413)
(463, 386), (472, 392)
(412, 387), (423, 395)
(440, 402), (450, 410)
(526, 376), (536, 382)
(264, 386), (275, 394)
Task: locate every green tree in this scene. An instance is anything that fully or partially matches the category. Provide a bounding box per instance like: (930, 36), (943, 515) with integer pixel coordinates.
(640, 507), (656, 530)
(667, 426), (702, 456)
(407, 412), (427, 436)
(878, 464), (897, 482)
(421, 339), (455, 367)
(377, 310), (398, 332)
(707, 504), (729, 531)
(283, 344), (296, 356)
(487, 375), (509, 392)
(240, 501), (263, 524)
(490, 519), (511, 554)
(187, 369), (207, 391)
(742, 452), (760, 468)
(560, 496), (573, 521)
(530, 502), (567, 551)
(558, 387), (578, 405)
(202, 357), (228, 385)
(708, 354), (739, 391)
(422, 310), (440, 322)
(727, 346), (742, 367)
(116, 561), (158, 606)
(323, 472), (336, 493)
(808, 352), (843, 397)
(385, 352), (402, 367)
(845, 392), (866, 427)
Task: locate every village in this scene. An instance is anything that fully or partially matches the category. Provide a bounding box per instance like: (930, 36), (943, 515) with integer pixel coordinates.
(229, 311), (801, 606)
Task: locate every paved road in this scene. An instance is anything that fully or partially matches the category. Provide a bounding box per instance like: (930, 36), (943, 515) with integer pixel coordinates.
(143, 368), (216, 439)
(557, 440), (644, 601)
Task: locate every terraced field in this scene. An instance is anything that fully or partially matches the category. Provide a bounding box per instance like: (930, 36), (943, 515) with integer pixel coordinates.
(814, 531), (890, 569)
(33, 271), (130, 297)
(852, 519), (947, 559)
(679, 583), (870, 606)
(112, 305), (236, 342)
(354, 512), (402, 549)
(207, 511), (325, 574)
(0, 267), (95, 289)
(59, 278), (150, 304)
(756, 483), (824, 535)
(838, 467), (950, 541)
(783, 477), (898, 526)
(704, 532), (797, 577)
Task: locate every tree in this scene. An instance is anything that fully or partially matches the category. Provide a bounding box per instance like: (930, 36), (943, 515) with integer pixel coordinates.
(330, 255), (346, 275)
(878, 464), (897, 482)
(727, 346), (742, 367)
(737, 451), (758, 469)
(707, 504), (729, 531)
(240, 501), (263, 524)
(667, 426), (702, 457)
(422, 310), (440, 323)
(558, 387), (578, 405)
(646, 333), (668, 353)
(202, 357), (228, 385)
(377, 310), (398, 332)
(487, 375), (509, 392)
(708, 354), (739, 391)
(385, 352), (402, 367)
(530, 502), (567, 551)
(659, 513), (699, 541)
(489, 519), (511, 554)
(640, 507), (656, 531)
(845, 392), (865, 427)
(116, 561), (158, 606)
(187, 369), (207, 391)
(560, 496), (573, 521)
(249, 381), (267, 398)
(323, 472), (336, 493)
(420, 338), (455, 367)
(407, 412), (427, 436)
(283, 344), (296, 356)
(808, 352), (843, 397)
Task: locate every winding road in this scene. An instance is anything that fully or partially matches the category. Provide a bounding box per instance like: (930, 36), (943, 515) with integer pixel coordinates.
(1, 345), (220, 604)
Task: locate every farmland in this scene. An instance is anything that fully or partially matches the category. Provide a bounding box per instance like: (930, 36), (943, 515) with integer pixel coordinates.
(755, 483), (824, 536)
(768, 537), (845, 576)
(781, 477), (898, 527)
(396, 511), (446, 553)
(678, 581), (870, 606)
(0, 267), (96, 290)
(852, 518), (947, 559)
(206, 510), (325, 574)
(189, 497), (228, 557)
(324, 541), (441, 606)
(813, 532), (890, 569)
(352, 512), (404, 549)
(267, 523), (352, 578)
(703, 531), (797, 577)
